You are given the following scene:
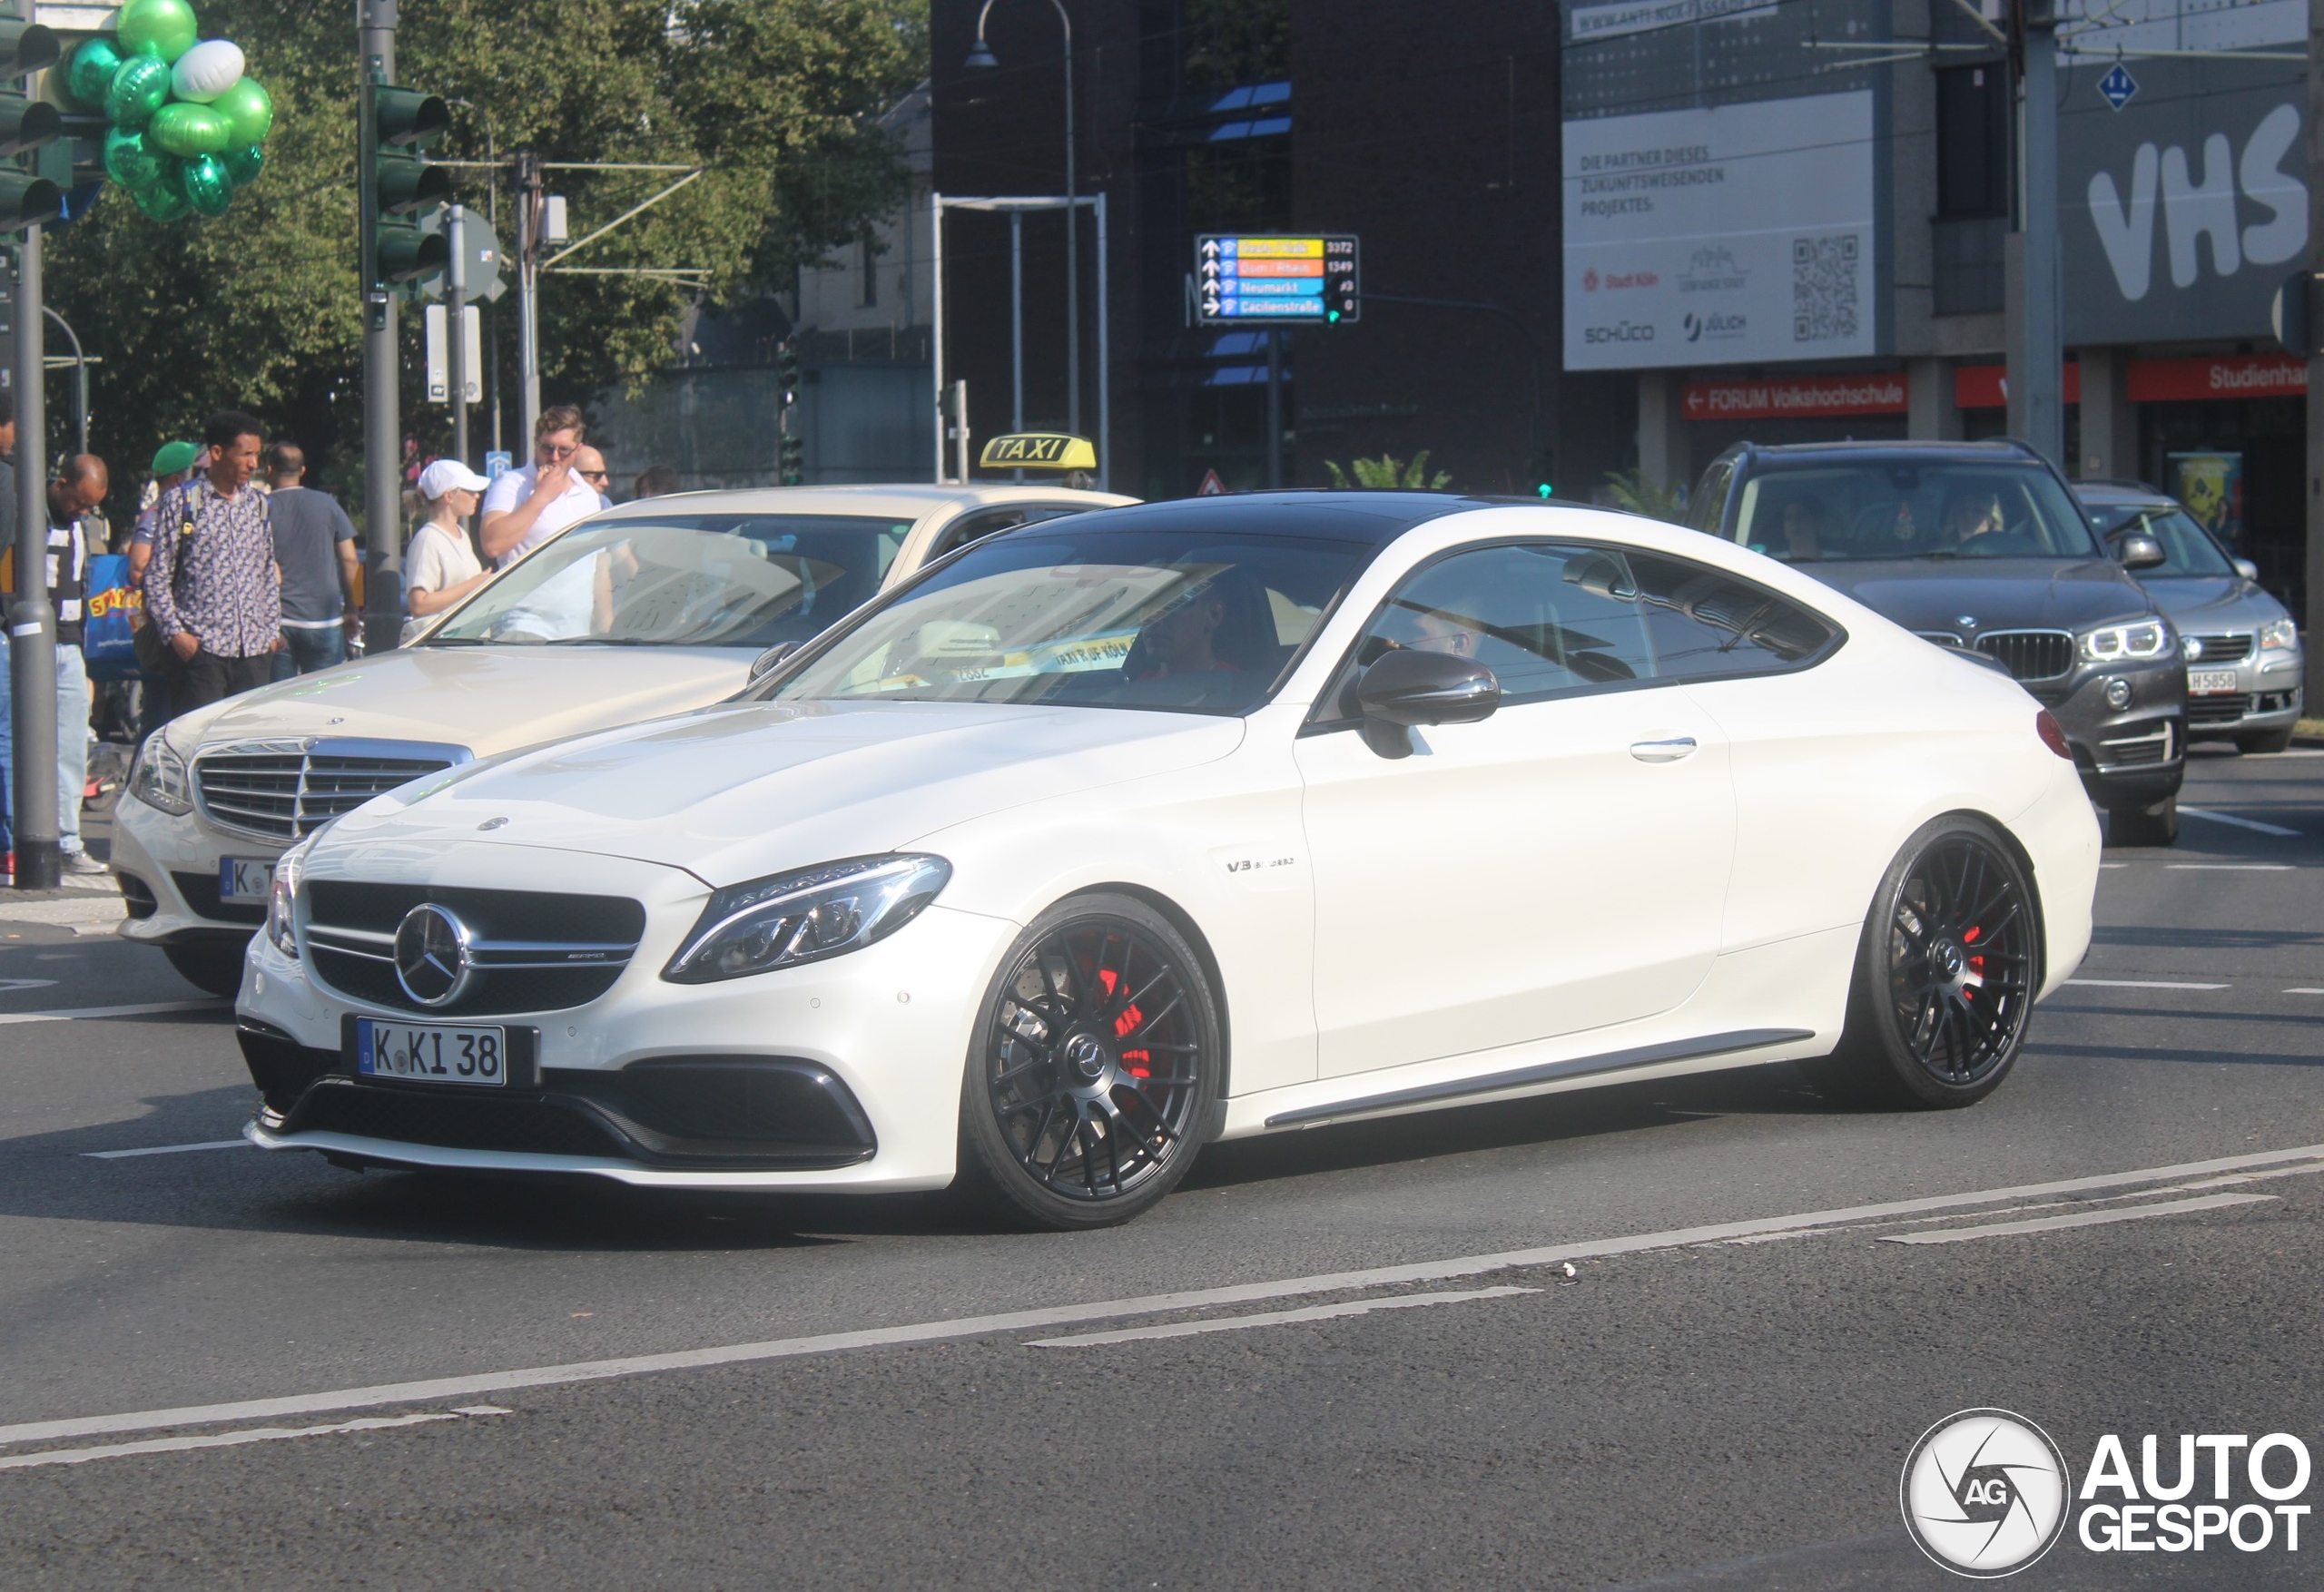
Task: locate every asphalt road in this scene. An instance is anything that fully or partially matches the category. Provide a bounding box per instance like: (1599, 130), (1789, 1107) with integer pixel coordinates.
(2, 747), (2320, 1588)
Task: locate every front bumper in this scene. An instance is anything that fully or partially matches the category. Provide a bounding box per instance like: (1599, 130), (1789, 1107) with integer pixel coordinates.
(236, 847), (1019, 1192)
(2043, 659), (2187, 808)
(110, 789), (281, 947)
(2184, 650), (2302, 740)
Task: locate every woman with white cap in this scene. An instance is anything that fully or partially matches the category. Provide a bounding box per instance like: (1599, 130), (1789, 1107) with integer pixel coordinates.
(405, 459), (494, 632)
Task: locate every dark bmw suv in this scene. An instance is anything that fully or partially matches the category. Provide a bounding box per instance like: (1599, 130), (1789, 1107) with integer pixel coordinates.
(1690, 439), (2187, 844)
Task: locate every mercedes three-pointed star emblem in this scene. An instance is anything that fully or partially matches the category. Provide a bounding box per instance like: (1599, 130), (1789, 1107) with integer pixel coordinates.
(393, 903), (476, 1007)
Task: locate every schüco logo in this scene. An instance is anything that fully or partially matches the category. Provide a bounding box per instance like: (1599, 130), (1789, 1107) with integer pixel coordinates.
(1582, 320), (1655, 345)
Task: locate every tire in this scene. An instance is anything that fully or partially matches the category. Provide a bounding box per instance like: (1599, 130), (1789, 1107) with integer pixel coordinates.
(163, 937), (250, 997)
(1803, 815), (2040, 1111)
(2236, 727), (2296, 756)
(955, 893), (1219, 1230)
(2107, 795), (2179, 848)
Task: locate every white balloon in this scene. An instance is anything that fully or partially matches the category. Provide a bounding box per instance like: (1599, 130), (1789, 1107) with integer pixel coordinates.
(170, 40), (246, 104)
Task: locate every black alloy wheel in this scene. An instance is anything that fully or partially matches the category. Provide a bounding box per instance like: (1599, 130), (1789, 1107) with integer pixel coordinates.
(958, 893), (1217, 1229)
(2108, 794), (2179, 847)
(1807, 816), (2039, 1109)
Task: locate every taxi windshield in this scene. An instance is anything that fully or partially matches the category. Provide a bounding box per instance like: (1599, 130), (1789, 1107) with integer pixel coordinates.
(426, 514), (912, 648)
(765, 527), (1370, 716)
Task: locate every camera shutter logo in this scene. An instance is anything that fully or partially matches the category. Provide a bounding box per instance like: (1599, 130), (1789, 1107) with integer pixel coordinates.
(1900, 1409), (2070, 1577)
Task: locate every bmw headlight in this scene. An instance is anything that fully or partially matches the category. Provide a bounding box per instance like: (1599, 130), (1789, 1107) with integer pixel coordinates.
(126, 731), (193, 816)
(266, 836), (312, 958)
(664, 854), (951, 985)
(2260, 616), (2299, 652)
(2078, 618), (2171, 663)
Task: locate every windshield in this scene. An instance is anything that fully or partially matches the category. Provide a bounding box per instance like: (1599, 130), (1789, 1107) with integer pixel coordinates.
(426, 514), (912, 647)
(2085, 503), (2235, 577)
(1731, 460), (2101, 563)
(766, 526), (1371, 715)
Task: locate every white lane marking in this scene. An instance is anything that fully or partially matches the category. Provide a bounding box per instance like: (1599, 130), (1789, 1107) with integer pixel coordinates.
(2165, 863), (2294, 871)
(5, 1141), (2324, 1452)
(2180, 807), (2300, 837)
(0, 1407), (513, 1473)
(1880, 1191), (2277, 1246)
(2286, 988), (2324, 996)
(0, 978), (57, 992)
(1027, 1286), (1538, 1349)
(2065, 978), (2230, 990)
(0, 999), (229, 1027)
(83, 1140), (252, 1161)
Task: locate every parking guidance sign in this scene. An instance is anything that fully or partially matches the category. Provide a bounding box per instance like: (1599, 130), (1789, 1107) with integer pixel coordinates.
(1196, 235), (1360, 325)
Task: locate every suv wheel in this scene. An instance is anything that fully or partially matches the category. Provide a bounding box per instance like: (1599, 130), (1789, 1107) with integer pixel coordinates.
(2107, 795), (2179, 848)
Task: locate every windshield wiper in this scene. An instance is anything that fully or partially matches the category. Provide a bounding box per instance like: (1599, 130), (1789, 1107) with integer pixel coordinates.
(419, 635), (490, 646)
(537, 635), (658, 645)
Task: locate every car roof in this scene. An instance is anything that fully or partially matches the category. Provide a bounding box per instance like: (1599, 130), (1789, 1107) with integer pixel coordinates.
(1728, 439), (2050, 467)
(586, 483), (1137, 523)
(990, 490), (1506, 546)
(2070, 482), (2175, 506)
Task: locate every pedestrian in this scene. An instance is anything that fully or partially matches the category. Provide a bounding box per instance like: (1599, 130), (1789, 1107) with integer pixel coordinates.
(126, 441), (201, 738)
(403, 459), (493, 638)
(129, 440), (201, 583)
(0, 453), (112, 875)
(143, 410), (281, 716)
(0, 391), (17, 557)
(261, 442), (360, 679)
(478, 405), (598, 567)
(572, 446), (615, 511)
(632, 464), (680, 500)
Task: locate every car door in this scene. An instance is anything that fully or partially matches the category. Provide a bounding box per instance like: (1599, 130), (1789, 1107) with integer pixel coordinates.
(1295, 538), (1739, 1079)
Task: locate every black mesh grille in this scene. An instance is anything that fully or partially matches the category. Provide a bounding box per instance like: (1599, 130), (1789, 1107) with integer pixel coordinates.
(548, 1058), (878, 1161)
(2186, 633), (2253, 664)
(172, 870), (267, 926)
(2187, 694), (2251, 726)
(288, 1080), (625, 1159)
(1974, 631), (2074, 682)
(2101, 731), (2173, 767)
(305, 883), (645, 1017)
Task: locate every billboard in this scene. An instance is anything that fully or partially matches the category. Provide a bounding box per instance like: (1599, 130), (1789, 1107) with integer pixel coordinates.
(1562, 91), (1877, 371)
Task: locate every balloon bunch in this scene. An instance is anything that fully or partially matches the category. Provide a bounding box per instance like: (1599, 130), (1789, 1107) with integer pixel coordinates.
(59, 0), (272, 221)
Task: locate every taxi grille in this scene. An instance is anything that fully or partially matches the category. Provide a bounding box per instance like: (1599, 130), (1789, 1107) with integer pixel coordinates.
(194, 739), (467, 841)
(1974, 630), (2075, 683)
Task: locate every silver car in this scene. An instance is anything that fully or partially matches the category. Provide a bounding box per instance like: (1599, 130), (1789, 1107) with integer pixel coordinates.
(2074, 483), (2303, 754)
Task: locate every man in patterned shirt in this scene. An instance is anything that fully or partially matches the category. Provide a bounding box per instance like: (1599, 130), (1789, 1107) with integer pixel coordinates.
(143, 410), (282, 716)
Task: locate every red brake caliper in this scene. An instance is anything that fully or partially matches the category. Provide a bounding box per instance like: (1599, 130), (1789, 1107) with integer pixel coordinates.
(1096, 968), (1150, 1077)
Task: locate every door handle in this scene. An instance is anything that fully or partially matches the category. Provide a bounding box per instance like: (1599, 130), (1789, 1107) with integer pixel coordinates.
(1630, 736), (1698, 763)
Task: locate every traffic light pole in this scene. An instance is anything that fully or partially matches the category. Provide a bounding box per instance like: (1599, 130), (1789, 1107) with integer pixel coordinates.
(2005, 0), (2064, 470)
(358, 0), (403, 654)
(448, 203), (468, 468)
(7, 219), (57, 889)
(516, 151), (540, 444)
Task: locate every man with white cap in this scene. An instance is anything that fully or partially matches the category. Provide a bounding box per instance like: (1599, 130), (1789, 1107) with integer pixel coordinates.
(404, 459), (494, 635)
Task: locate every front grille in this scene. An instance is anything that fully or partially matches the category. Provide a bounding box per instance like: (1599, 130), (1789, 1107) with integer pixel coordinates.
(288, 1079), (625, 1159)
(305, 882), (646, 1017)
(171, 869), (266, 925)
(2186, 633), (2253, 664)
(1974, 630), (2075, 682)
(2098, 722), (2176, 768)
(2187, 694), (2250, 727)
(194, 737), (467, 842)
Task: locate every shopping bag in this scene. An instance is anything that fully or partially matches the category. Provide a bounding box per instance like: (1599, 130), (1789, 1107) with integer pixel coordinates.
(82, 553), (146, 681)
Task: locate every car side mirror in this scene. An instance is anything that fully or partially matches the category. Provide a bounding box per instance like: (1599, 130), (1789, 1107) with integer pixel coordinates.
(748, 642), (798, 682)
(1354, 648), (1500, 759)
(2234, 557), (2260, 582)
(2115, 533), (2166, 571)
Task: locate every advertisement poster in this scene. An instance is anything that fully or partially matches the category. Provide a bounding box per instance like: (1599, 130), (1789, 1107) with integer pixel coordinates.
(2167, 450), (2244, 543)
(1562, 90), (1876, 370)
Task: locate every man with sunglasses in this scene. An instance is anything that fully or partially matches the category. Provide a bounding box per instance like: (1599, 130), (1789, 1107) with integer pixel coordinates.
(478, 404), (602, 567)
(571, 446), (615, 510)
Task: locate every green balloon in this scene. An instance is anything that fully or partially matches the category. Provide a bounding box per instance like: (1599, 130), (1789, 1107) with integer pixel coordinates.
(105, 54), (172, 130)
(212, 75), (271, 147)
(118, 0), (200, 64)
(133, 175), (192, 221)
(150, 101), (230, 157)
(103, 125), (167, 190)
(65, 37), (123, 110)
(222, 142), (263, 186)
(182, 152), (232, 217)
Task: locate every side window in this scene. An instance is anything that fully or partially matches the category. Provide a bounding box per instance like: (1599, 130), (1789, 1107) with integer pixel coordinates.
(1690, 460), (1734, 536)
(931, 504), (1088, 560)
(1626, 550), (1838, 680)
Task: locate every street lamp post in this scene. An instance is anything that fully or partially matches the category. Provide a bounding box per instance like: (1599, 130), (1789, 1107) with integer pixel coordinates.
(965, 0), (1078, 437)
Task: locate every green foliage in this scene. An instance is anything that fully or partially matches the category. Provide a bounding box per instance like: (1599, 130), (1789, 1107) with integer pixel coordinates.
(1601, 467), (1689, 524)
(1180, 0), (1287, 90)
(47, 0), (925, 520)
(1324, 451), (1452, 491)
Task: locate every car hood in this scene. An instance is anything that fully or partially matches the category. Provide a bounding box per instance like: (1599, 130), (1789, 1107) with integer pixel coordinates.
(319, 699), (1247, 887)
(2139, 575), (2290, 633)
(172, 645), (755, 757)
(1800, 557), (2152, 634)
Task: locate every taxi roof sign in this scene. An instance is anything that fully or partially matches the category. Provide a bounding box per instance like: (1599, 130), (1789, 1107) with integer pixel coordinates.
(979, 433), (1098, 471)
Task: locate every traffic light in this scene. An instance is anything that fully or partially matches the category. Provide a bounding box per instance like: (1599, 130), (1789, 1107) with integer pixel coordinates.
(367, 84), (448, 290)
(779, 433), (804, 486)
(777, 342), (800, 407)
(0, 20), (62, 231)
(1531, 447), (1556, 500)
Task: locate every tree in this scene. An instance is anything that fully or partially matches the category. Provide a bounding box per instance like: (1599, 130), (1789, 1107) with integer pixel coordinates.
(46, 0), (924, 523)
(1324, 451), (1452, 490)
(1601, 467), (1689, 524)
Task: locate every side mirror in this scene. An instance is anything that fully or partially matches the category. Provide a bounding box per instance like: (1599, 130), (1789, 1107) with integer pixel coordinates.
(748, 642), (798, 682)
(2234, 558), (2260, 582)
(2115, 533), (2166, 571)
(1354, 648), (1500, 758)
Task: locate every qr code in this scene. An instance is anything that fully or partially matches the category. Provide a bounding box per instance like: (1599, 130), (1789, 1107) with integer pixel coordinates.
(1792, 234), (1860, 342)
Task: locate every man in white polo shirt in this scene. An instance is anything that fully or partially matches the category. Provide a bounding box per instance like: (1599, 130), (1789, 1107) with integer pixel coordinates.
(478, 404), (601, 567)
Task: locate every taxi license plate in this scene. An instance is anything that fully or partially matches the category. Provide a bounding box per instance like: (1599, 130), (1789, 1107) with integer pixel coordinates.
(2188, 669), (2241, 695)
(220, 856), (275, 905)
(353, 1018), (508, 1086)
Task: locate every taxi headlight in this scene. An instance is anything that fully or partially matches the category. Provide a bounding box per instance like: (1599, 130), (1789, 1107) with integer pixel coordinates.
(2260, 616), (2299, 652)
(2079, 618), (2171, 663)
(664, 854), (951, 984)
(266, 837), (312, 958)
(126, 731), (194, 816)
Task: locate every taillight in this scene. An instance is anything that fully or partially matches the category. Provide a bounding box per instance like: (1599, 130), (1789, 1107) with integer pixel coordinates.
(2035, 710), (2072, 760)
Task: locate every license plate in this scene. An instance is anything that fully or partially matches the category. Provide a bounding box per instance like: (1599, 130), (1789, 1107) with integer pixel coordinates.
(353, 1017), (509, 1086)
(2188, 669), (2240, 694)
(219, 856), (276, 905)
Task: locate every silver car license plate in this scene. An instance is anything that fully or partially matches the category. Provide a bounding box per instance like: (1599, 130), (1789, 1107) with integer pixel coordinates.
(219, 856), (275, 905)
(2188, 669), (2240, 695)
(353, 1017), (509, 1086)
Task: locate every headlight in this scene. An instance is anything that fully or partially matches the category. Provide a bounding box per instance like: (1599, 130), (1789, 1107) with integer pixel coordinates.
(664, 854), (950, 985)
(126, 732), (193, 816)
(2079, 618), (2171, 663)
(266, 837), (312, 958)
(2260, 617), (2299, 652)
